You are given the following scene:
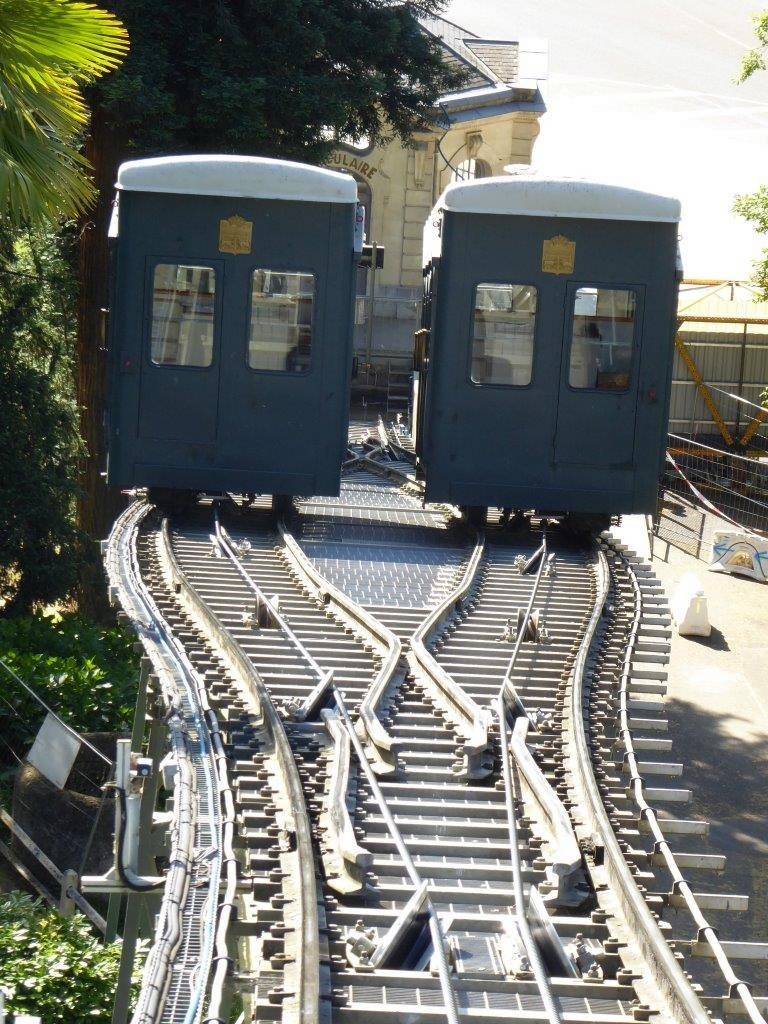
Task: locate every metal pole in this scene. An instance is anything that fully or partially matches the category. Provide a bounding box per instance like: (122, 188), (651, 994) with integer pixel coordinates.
(735, 322), (748, 436)
(365, 243), (378, 374)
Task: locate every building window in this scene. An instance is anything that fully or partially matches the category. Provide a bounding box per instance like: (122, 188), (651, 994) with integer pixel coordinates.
(150, 264), (216, 367)
(453, 158), (492, 182)
(471, 283), (537, 386)
(568, 287), (636, 391)
(248, 270), (314, 373)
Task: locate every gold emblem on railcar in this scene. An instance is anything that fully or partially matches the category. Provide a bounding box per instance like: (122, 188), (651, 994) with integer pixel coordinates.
(541, 235), (575, 275)
(218, 215), (253, 255)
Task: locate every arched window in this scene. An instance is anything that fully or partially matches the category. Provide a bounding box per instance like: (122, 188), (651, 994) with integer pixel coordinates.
(452, 158), (492, 182)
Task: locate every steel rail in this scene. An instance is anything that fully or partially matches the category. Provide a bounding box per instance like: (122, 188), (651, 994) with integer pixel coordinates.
(485, 529), (564, 1024)
(247, 517), (462, 1023)
(409, 529), (493, 778)
(214, 511), (328, 687)
(495, 695), (563, 1024)
(610, 542), (767, 1024)
(162, 517), (321, 1024)
(506, 715), (582, 903)
(568, 543), (713, 1024)
(277, 518), (403, 771)
(106, 501), (222, 1024)
(331, 687), (461, 1024)
(378, 417), (417, 464)
(353, 452), (424, 493)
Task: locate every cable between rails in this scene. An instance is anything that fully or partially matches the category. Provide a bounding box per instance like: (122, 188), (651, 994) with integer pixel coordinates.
(222, 512), (461, 1024)
(491, 531), (562, 1024)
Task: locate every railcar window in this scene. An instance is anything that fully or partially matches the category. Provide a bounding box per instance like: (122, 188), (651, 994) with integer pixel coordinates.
(569, 287), (636, 390)
(151, 264), (216, 367)
(248, 270), (314, 373)
(470, 283), (537, 386)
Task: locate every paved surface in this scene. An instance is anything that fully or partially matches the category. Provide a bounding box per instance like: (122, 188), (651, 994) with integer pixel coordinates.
(445, 0), (768, 278)
(626, 523), (768, 990)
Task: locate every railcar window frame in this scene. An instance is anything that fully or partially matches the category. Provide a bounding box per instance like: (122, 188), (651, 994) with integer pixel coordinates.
(564, 283), (641, 394)
(246, 267), (317, 376)
(146, 260), (221, 370)
(467, 280), (539, 389)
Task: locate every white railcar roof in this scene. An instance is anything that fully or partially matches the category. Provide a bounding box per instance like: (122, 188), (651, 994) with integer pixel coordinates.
(116, 155), (358, 204)
(437, 176), (680, 222)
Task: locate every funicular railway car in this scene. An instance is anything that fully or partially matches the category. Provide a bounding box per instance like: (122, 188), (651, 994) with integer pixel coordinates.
(415, 177), (681, 528)
(106, 155), (360, 502)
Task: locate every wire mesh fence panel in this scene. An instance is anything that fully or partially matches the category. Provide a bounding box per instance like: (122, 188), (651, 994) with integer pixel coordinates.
(0, 660), (117, 913)
(656, 433), (768, 560)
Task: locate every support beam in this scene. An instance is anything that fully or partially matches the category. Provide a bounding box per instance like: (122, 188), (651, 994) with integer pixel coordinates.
(674, 329), (733, 446)
(739, 407), (768, 446)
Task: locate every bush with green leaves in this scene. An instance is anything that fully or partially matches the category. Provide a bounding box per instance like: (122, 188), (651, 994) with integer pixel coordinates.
(0, 892), (124, 1023)
(0, 225), (83, 613)
(0, 611), (138, 776)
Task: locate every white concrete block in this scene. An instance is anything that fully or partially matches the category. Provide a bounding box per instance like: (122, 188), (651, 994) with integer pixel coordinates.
(671, 573), (711, 637)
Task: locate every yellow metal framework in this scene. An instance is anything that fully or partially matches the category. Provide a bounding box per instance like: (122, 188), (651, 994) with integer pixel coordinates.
(675, 280), (768, 447)
(673, 326), (733, 446)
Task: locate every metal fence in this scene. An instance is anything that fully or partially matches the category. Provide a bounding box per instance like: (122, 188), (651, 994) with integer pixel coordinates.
(0, 660), (112, 931)
(656, 433), (768, 559)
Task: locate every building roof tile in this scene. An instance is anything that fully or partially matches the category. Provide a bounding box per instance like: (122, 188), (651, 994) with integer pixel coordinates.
(418, 15), (520, 88)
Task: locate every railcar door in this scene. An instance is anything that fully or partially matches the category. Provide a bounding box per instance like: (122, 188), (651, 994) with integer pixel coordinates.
(137, 259), (223, 443)
(554, 282), (645, 467)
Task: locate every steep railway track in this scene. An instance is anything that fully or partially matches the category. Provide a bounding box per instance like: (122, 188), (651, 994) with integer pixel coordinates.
(105, 431), (766, 1024)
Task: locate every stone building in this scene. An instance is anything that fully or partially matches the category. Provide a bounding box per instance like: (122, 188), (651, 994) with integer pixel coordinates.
(326, 15), (547, 390)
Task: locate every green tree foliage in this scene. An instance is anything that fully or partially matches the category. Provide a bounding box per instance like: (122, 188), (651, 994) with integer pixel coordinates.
(0, 612), (138, 756)
(0, 892), (124, 1023)
(0, 226), (82, 613)
(734, 9), (768, 404)
(93, 0), (464, 159)
(0, 0), (128, 227)
(736, 10), (768, 83)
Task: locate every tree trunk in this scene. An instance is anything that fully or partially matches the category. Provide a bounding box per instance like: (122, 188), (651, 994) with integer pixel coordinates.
(76, 105), (127, 620)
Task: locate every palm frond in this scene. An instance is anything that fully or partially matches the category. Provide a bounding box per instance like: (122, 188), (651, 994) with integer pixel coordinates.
(0, 0), (128, 227)
(0, 110), (95, 226)
(0, 77), (88, 137)
(0, 0), (129, 81)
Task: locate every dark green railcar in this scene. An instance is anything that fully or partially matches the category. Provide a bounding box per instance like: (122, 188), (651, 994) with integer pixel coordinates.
(106, 155), (359, 499)
(415, 177), (681, 523)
